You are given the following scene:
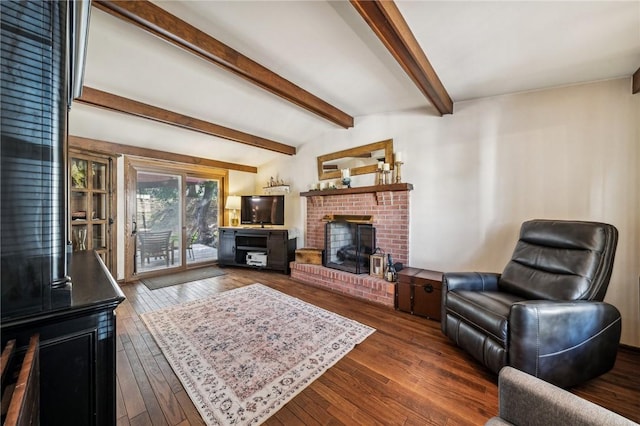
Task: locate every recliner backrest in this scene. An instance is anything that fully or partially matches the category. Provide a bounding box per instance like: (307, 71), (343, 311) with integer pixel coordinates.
(499, 220), (618, 301)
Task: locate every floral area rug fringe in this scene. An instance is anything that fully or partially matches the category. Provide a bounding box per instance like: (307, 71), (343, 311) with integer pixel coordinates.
(140, 283), (375, 425)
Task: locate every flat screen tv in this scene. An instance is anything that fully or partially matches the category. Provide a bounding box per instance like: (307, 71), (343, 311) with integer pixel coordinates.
(240, 195), (285, 226)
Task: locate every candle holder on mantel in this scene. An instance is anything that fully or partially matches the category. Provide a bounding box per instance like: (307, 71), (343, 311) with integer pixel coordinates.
(382, 163), (391, 184)
(383, 169), (392, 185)
(394, 161), (404, 183)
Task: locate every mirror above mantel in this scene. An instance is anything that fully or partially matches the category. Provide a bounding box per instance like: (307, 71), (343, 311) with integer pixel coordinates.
(317, 139), (394, 181)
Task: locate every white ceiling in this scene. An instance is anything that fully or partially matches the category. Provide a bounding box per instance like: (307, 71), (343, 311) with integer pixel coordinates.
(70, 0), (640, 168)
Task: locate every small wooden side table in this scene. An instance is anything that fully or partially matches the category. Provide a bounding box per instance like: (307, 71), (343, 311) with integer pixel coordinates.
(395, 267), (443, 321)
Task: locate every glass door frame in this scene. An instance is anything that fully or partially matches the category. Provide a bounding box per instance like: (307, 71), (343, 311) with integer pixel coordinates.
(124, 157), (229, 282)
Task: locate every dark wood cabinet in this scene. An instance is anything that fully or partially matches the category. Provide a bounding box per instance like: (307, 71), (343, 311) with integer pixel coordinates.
(1, 3), (122, 424)
(266, 230), (289, 271)
(218, 229), (236, 264)
(218, 227), (296, 273)
(1, 252), (125, 425)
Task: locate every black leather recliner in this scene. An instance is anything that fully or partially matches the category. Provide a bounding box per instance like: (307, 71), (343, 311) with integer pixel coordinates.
(441, 219), (621, 388)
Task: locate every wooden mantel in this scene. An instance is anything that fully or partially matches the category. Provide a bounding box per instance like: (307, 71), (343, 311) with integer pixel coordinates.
(300, 183), (413, 197)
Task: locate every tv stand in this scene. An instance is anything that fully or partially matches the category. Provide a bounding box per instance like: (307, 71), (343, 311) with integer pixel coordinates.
(218, 227), (296, 274)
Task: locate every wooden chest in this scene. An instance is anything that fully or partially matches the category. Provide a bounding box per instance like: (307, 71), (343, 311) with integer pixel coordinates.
(295, 248), (323, 265)
(395, 267), (443, 321)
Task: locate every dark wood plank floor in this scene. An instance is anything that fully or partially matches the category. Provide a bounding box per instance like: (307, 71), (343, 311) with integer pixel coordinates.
(116, 268), (640, 425)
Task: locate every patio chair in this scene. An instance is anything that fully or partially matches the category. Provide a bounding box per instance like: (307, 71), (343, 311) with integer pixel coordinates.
(138, 230), (174, 267)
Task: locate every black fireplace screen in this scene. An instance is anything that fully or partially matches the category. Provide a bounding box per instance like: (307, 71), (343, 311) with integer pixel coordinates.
(324, 222), (375, 274)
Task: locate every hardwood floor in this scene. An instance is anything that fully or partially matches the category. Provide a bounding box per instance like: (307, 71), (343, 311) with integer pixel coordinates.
(116, 268), (640, 425)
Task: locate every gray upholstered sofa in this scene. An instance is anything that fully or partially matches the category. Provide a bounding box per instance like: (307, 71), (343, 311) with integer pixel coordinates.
(486, 367), (638, 426)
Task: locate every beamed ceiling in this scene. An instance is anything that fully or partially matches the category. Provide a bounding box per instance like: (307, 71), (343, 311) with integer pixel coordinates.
(69, 0), (640, 170)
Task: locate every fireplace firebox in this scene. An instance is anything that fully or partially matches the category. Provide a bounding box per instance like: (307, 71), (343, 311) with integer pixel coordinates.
(324, 221), (375, 274)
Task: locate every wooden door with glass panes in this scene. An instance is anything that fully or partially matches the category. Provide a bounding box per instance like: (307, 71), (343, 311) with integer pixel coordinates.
(69, 150), (116, 275)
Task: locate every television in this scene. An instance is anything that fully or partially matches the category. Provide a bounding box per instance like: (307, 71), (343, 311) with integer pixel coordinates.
(240, 195), (285, 226)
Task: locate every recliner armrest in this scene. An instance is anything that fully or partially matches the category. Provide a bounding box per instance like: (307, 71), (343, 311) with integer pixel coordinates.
(443, 272), (501, 292)
(509, 301), (622, 388)
(441, 273), (503, 336)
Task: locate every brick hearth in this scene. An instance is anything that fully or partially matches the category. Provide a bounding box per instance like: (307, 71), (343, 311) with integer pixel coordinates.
(293, 184), (412, 307)
(291, 263), (395, 306)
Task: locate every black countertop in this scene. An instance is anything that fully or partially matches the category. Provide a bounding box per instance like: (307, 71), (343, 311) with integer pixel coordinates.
(1, 251), (125, 328)
(68, 251), (125, 308)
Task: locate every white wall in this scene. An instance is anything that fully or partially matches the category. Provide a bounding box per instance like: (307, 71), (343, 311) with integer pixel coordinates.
(228, 169), (256, 197)
(260, 78), (640, 347)
(256, 157), (306, 239)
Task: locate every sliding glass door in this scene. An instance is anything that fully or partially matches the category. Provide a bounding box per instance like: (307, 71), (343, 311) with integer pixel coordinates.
(125, 158), (226, 281)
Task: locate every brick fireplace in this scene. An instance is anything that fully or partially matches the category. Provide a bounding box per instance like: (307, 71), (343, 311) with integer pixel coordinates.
(291, 183), (412, 307)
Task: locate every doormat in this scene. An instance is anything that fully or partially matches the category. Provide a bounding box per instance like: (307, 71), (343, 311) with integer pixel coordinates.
(140, 267), (226, 290)
(140, 283), (375, 425)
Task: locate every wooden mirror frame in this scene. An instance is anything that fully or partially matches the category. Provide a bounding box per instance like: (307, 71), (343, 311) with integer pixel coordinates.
(317, 139), (394, 180)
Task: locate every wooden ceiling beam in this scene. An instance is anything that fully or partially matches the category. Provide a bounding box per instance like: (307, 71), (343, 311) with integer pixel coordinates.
(92, 0), (354, 129)
(350, 0), (453, 116)
(76, 86), (296, 156)
(633, 67), (640, 94)
(69, 135), (258, 174)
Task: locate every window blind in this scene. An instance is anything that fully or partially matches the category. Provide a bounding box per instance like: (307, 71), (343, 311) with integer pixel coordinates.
(1, 0), (68, 318)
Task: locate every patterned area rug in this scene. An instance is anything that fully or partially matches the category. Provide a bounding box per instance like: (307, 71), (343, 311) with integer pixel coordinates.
(140, 283), (375, 425)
